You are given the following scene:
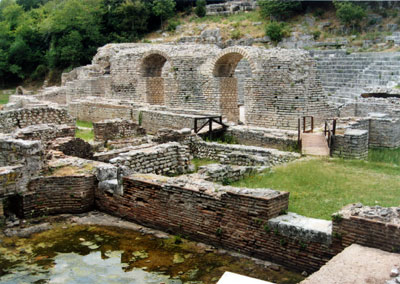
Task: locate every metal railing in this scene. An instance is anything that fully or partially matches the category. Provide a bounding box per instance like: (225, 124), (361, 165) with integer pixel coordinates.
(324, 118), (337, 149)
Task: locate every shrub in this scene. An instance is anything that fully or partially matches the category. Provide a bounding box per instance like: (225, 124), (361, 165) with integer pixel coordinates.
(231, 29), (242, 40)
(265, 21), (288, 43)
(258, 0), (301, 20)
(334, 1), (366, 30)
(167, 19), (180, 32)
(194, 0), (206, 18)
(312, 30), (321, 40)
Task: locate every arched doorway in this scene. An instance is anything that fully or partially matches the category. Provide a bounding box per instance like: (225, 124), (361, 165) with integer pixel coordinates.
(141, 53), (168, 105)
(213, 52), (252, 123)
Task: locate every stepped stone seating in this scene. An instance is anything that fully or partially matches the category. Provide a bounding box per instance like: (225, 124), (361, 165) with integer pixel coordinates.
(313, 51), (400, 103)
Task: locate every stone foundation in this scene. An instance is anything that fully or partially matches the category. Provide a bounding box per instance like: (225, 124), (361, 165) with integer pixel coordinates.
(331, 129), (369, 160)
(109, 142), (191, 175)
(190, 139), (300, 166)
(0, 107), (75, 133)
(93, 119), (145, 142)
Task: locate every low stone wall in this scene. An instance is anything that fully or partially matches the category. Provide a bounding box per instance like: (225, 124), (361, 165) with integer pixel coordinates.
(140, 110), (200, 134)
(190, 140), (300, 166)
(0, 166), (24, 198)
(22, 175), (97, 218)
(331, 129), (369, 160)
(93, 119), (145, 141)
(195, 164), (258, 183)
(226, 126), (298, 150)
(109, 142), (191, 175)
(369, 116), (400, 148)
(13, 124), (75, 145)
(0, 107), (75, 133)
(333, 204), (400, 254)
(68, 99), (133, 122)
(95, 174), (337, 272)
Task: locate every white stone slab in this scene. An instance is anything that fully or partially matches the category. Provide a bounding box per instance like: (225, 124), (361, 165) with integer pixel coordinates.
(217, 272), (275, 284)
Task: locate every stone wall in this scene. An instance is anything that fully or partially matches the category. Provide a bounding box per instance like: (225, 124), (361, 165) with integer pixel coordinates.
(13, 124), (75, 145)
(0, 137), (44, 197)
(333, 204), (400, 254)
(22, 175), (96, 218)
(369, 116), (400, 148)
(95, 174), (339, 272)
(68, 99), (134, 122)
(93, 119), (145, 141)
(0, 107), (75, 133)
(190, 140), (300, 166)
(331, 129), (369, 160)
(109, 142), (191, 175)
(226, 125), (298, 150)
(36, 44), (333, 131)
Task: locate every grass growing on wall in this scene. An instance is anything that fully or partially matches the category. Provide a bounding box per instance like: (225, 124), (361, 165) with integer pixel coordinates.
(75, 120), (94, 142)
(231, 156), (400, 220)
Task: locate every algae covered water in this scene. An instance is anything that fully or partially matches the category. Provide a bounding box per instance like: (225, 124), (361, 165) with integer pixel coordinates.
(0, 224), (304, 283)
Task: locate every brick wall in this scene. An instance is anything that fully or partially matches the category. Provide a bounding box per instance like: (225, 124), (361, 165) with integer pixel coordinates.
(22, 175), (96, 218)
(95, 174), (338, 272)
(146, 78), (165, 105)
(220, 77), (239, 122)
(68, 100), (133, 122)
(332, 204), (400, 254)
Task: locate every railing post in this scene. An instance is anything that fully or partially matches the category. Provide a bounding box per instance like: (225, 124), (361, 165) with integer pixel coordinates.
(333, 119), (336, 136)
(303, 116), (305, 133)
(311, 116), (314, 133)
(194, 118), (198, 133)
(209, 118), (212, 140)
(298, 118), (301, 148)
(324, 121), (327, 136)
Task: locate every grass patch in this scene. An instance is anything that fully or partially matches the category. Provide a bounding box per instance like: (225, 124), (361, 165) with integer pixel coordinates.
(0, 90), (12, 105)
(191, 158), (219, 171)
(76, 120), (93, 128)
(75, 120), (94, 141)
(75, 128), (94, 142)
(231, 157), (400, 220)
(368, 147), (400, 166)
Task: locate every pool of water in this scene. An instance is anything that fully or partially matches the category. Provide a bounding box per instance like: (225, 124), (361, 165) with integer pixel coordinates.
(0, 224), (305, 283)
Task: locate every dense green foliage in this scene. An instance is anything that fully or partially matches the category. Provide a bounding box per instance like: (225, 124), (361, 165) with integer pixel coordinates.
(334, 1), (366, 29)
(0, 0), (177, 86)
(265, 21), (287, 43)
(194, 0), (206, 18)
(258, 0), (301, 20)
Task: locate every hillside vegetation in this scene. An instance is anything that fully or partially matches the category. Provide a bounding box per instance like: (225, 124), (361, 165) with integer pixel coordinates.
(1, 0), (399, 88)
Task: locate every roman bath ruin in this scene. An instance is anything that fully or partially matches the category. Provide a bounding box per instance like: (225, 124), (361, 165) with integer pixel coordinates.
(1, 42), (400, 283)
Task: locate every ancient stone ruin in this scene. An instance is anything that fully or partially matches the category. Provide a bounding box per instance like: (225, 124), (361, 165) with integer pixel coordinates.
(1, 42), (400, 282)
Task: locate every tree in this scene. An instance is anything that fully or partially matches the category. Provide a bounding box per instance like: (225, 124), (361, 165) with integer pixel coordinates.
(334, 1), (366, 31)
(194, 0), (206, 18)
(258, 0), (301, 21)
(152, 0), (175, 28)
(265, 21), (287, 43)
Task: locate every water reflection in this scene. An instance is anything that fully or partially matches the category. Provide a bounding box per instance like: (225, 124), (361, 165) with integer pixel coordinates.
(0, 225), (304, 284)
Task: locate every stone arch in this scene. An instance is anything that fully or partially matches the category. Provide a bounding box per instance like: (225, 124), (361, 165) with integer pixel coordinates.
(140, 50), (172, 105)
(210, 47), (257, 123)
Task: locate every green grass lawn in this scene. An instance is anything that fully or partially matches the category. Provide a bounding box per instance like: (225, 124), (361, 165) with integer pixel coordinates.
(75, 120), (94, 142)
(231, 149), (400, 220)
